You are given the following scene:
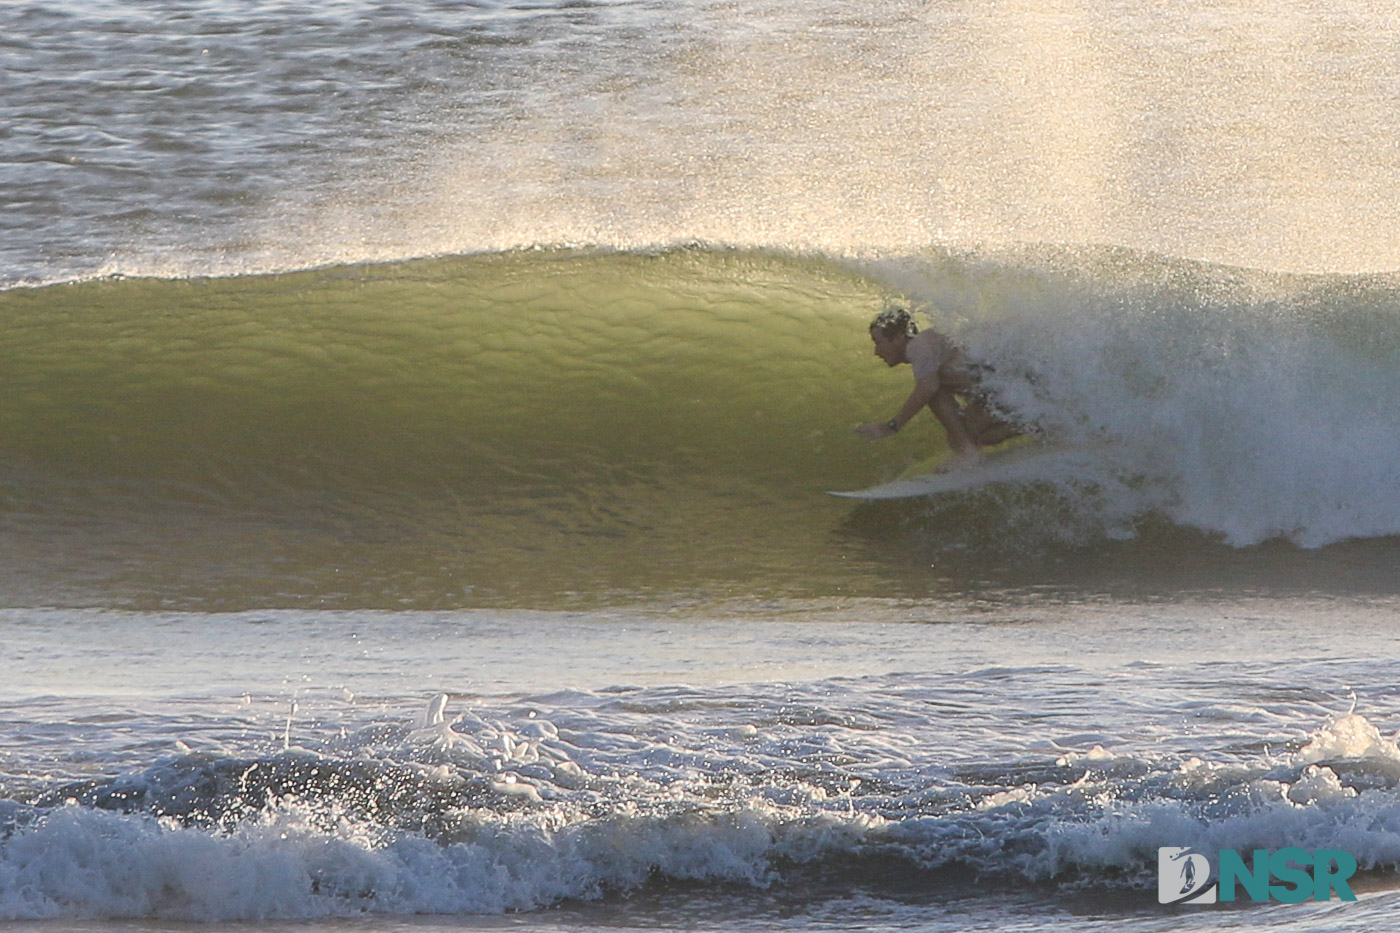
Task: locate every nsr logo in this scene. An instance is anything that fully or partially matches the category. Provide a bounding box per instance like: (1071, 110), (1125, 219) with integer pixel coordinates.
(1158, 847), (1358, 905)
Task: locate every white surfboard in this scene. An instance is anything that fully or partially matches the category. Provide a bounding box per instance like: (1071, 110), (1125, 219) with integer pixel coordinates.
(829, 443), (1097, 500)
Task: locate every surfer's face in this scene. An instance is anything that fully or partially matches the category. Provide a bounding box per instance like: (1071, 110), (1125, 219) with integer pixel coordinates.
(870, 327), (907, 367)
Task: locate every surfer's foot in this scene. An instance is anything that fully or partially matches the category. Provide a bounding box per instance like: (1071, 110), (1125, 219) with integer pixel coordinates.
(936, 450), (984, 473)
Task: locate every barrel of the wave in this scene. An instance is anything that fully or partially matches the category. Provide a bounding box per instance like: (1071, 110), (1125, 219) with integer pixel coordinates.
(0, 248), (908, 607)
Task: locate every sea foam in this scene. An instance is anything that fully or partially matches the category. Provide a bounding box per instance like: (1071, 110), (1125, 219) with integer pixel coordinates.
(4, 694), (1400, 921)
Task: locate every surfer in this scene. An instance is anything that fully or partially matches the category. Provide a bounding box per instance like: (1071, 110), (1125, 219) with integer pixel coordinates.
(856, 307), (1019, 466)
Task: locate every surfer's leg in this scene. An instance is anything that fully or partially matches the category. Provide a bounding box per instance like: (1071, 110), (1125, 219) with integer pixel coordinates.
(929, 389), (980, 462)
(964, 399), (1022, 447)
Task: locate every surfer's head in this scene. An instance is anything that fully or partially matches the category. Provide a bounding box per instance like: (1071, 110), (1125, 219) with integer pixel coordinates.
(870, 307), (918, 339)
(869, 307), (916, 366)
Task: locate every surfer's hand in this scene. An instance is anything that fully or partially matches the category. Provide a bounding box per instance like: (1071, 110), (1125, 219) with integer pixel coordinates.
(855, 422), (896, 440)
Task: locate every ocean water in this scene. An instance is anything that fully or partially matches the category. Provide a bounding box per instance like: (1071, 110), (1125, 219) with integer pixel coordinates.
(5, 0), (1400, 929)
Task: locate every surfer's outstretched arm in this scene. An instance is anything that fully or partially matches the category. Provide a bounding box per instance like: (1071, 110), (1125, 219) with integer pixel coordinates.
(856, 372), (979, 458)
(855, 373), (933, 439)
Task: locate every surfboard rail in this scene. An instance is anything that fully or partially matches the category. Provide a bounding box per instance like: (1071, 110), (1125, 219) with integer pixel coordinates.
(828, 443), (1099, 500)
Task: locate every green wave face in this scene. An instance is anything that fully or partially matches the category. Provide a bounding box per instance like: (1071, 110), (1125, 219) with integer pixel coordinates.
(0, 249), (938, 608)
(14, 245), (1400, 609)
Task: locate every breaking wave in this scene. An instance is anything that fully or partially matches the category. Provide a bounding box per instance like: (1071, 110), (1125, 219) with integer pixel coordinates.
(3, 245), (1399, 607)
